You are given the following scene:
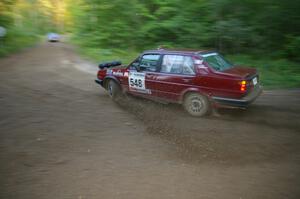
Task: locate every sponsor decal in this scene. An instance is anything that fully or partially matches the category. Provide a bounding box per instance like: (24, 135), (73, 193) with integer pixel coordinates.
(112, 71), (123, 76)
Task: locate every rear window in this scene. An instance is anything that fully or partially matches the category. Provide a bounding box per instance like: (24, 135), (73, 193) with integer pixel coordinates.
(200, 52), (233, 71)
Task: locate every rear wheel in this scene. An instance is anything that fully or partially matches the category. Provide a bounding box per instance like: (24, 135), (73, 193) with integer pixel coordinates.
(106, 80), (121, 100)
(183, 93), (210, 117)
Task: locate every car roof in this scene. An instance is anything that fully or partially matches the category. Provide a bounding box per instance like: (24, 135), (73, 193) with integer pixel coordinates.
(143, 48), (215, 56)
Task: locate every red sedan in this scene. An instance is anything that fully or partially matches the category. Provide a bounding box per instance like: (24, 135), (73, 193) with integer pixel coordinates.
(95, 48), (262, 116)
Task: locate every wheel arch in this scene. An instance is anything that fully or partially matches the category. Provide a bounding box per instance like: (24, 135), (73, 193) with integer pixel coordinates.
(103, 76), (121, 90)
(180, 88), (211, 104)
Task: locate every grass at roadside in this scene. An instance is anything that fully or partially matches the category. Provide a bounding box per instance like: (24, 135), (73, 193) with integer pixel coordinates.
(227, 55), (300, 88)
(0, 29), (41, 57)
(75, 46), (139, 66)
(70, 37), (139, 65)
(70, 38), (300, 89)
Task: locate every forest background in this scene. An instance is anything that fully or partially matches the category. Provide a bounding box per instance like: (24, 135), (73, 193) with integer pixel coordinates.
(1, 0), (299, 88)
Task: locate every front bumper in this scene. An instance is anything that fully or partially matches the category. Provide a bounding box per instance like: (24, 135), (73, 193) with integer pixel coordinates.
(48, 38), (59, 42)
(212, 86), (263, 108)
(95, 79), (104, 87)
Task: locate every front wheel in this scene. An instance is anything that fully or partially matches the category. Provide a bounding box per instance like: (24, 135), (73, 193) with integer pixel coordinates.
(183, 93), (211, 117)
(106, 80), (121, 100)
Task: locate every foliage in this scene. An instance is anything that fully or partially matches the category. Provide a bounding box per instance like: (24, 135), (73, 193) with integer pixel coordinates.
(0, 26), (40, 57)
(227, 55), (300, 88)
(1, 0), (299, 87)
(66, 0), (300, 88)
(67, 0), (300, 54)
(0, 0), (69, 57)
(285, 36), (300, 62)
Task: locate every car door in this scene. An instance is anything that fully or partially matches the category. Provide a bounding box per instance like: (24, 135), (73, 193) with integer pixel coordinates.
(127, 54), (161, 97)
(154, 54), (197, 102)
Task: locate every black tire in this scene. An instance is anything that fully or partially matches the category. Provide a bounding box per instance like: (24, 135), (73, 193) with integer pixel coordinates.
(183, 93), (210, 117)
(106, 80), (121, 100)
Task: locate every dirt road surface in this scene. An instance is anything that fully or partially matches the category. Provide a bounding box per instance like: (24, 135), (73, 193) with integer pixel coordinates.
(0, 42), (299, 199)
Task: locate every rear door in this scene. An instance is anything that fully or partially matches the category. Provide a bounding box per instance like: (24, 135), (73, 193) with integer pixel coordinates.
(154, 54), (197, 101)
(127, 54), (161, 97)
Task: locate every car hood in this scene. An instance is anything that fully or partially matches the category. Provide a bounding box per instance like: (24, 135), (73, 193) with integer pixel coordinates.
(222, 66), (257, 78)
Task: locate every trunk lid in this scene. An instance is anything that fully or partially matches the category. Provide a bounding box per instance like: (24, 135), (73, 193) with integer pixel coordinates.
(223, 66), (257, 79)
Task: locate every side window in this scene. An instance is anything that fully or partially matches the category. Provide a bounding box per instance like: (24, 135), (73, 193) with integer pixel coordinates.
(139, 54), (160, 72)
(182, 56), (195, 75)
(161, 55), (195, 75)
(129, 57), (140, 70)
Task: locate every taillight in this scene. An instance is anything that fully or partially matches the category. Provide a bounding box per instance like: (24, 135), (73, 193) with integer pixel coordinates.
(239, 80), (247, 92)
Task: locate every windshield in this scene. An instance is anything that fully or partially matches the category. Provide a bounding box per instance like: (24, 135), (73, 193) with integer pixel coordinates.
(200, 52), (233, 71)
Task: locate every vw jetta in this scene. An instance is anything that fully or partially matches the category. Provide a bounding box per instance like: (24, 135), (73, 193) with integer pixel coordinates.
(95, 48), (262, 116)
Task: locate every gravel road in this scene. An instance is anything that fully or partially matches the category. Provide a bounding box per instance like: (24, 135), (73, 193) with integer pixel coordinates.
(0, 41), (299, 199)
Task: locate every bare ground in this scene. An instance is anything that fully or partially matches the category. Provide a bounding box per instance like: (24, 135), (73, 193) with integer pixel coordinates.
(0, 41), (299, 199)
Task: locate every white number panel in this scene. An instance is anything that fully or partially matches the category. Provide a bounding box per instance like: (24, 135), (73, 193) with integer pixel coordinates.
(128, 71), (146, 90)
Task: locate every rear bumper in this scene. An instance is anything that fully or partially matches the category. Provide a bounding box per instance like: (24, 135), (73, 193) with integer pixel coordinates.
(212, 86), (263, 108)
(48, 38), (59, 42)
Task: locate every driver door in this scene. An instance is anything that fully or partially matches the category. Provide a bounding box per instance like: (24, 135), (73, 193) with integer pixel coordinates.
(127, 54), (161, 97)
